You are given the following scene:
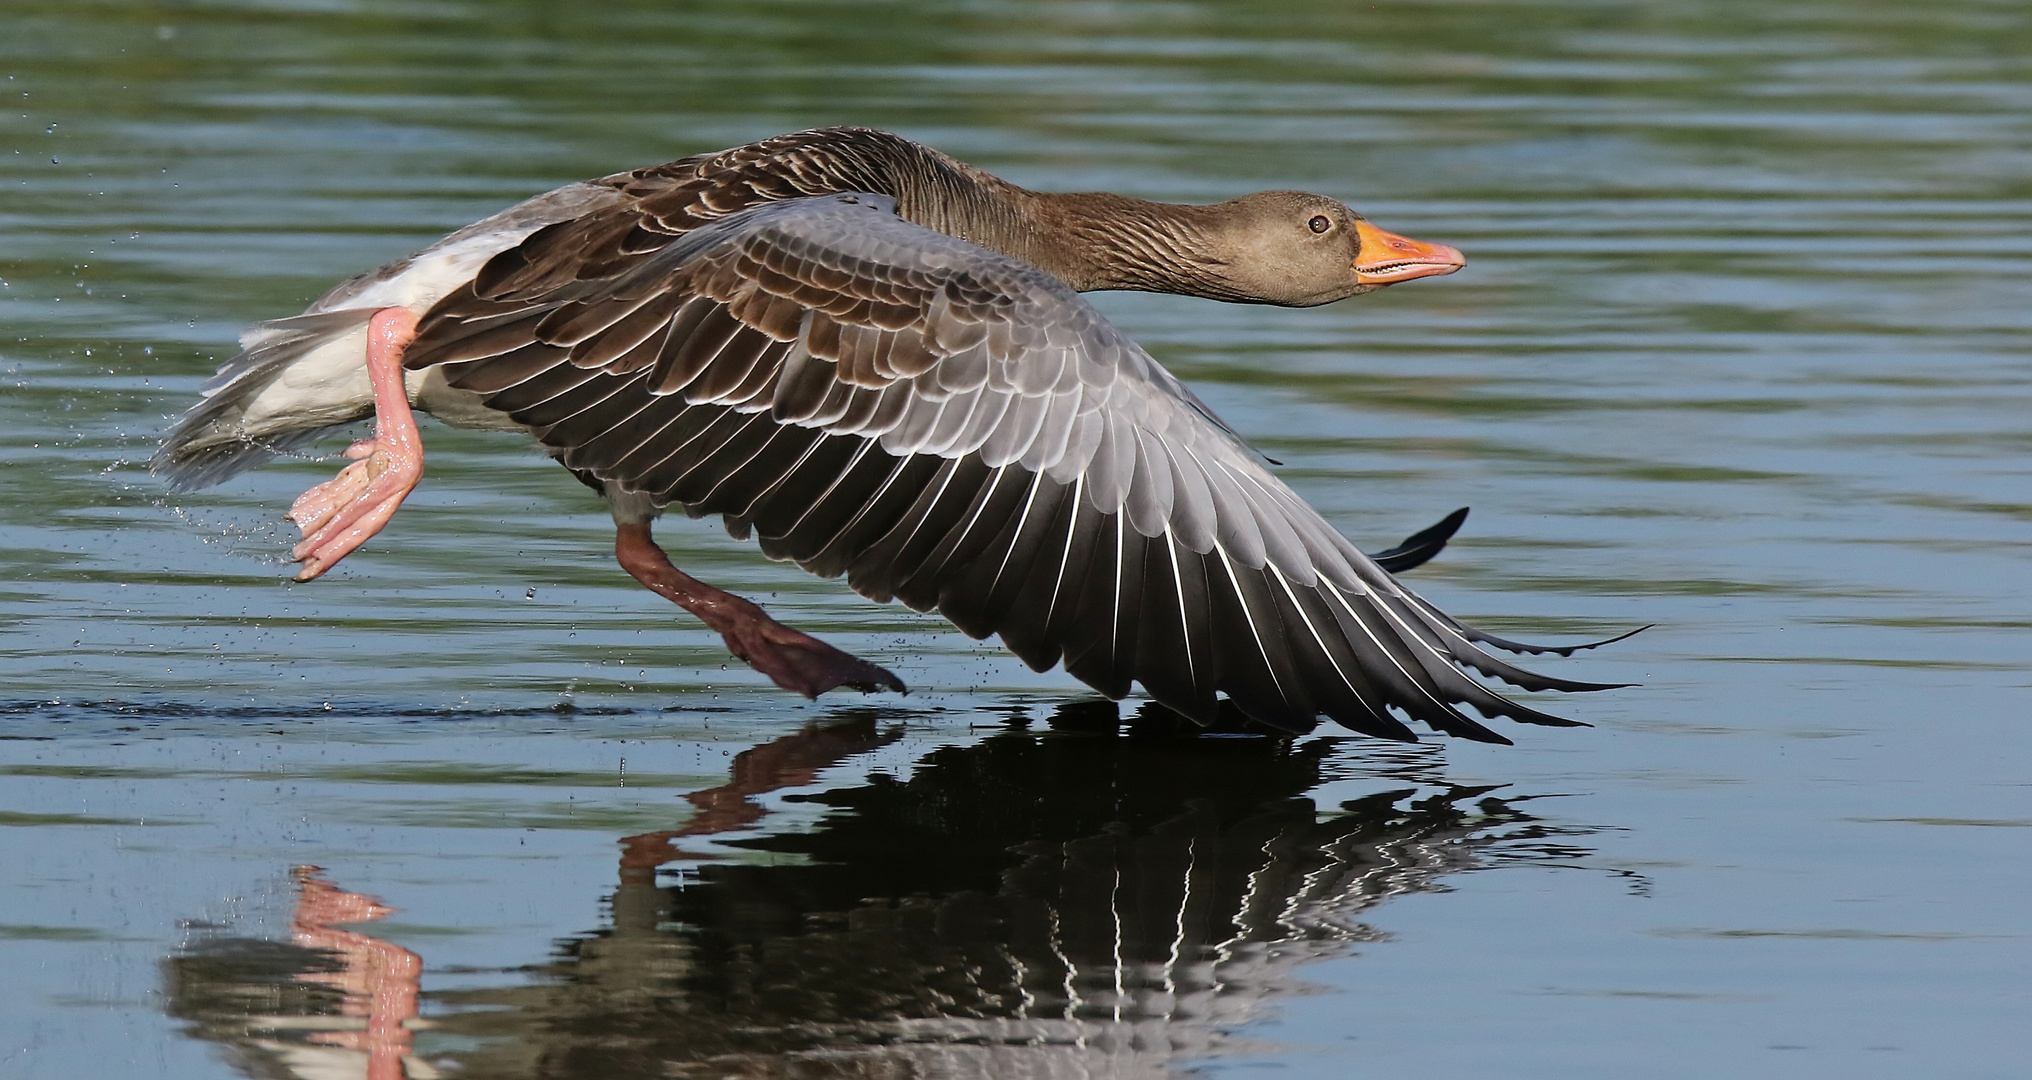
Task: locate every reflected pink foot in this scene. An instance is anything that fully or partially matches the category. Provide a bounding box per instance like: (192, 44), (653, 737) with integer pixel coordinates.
(289, 307), (423, 581)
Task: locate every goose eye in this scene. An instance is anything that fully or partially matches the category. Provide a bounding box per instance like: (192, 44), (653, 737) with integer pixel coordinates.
(1308, 215), (1332, 234)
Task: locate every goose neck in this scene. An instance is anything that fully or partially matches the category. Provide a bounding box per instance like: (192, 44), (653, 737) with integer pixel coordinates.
(897, 170), (1231, 298)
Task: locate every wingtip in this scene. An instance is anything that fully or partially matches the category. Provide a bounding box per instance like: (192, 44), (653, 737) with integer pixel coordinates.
(1466, 622), (1651, 658)
(1369, 506), (1471, 574)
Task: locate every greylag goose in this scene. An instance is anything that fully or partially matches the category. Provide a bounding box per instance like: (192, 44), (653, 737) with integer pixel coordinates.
(155, 127), (1626, 743)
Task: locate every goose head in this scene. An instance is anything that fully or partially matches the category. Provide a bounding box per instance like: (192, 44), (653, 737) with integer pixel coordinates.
(1191, 190), (1467, 307)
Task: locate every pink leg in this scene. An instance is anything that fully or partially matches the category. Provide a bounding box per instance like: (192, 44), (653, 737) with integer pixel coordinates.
(616, 521), (906, 699)
(288, 307), (424, 581)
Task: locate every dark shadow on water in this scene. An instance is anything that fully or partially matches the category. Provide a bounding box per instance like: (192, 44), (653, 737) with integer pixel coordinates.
(163, 701), (1618, 1079)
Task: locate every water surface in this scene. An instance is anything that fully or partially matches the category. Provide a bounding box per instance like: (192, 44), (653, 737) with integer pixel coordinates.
(2, 1), (2029, 1076)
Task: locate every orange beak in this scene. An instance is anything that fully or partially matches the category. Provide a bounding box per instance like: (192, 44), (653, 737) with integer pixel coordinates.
(1353, 221), (1466, 285)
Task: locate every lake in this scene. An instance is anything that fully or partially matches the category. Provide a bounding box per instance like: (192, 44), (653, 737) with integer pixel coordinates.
(2, 0), (2029, 1076)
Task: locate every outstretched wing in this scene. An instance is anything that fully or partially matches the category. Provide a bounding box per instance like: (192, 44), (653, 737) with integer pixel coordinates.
(406, 193), (1617, 742)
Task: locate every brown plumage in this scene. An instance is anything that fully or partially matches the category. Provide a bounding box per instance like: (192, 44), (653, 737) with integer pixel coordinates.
(156, 127), (1632, 741)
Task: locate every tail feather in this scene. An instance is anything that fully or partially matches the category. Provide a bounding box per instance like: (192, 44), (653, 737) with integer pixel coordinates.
(152, 309), (378, 490)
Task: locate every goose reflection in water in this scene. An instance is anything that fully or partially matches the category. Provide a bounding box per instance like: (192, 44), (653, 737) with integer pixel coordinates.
(165, 706), (1621, 1079)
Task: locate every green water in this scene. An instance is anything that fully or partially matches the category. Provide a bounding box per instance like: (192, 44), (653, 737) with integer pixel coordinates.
(3, 1), (2029, 1076)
